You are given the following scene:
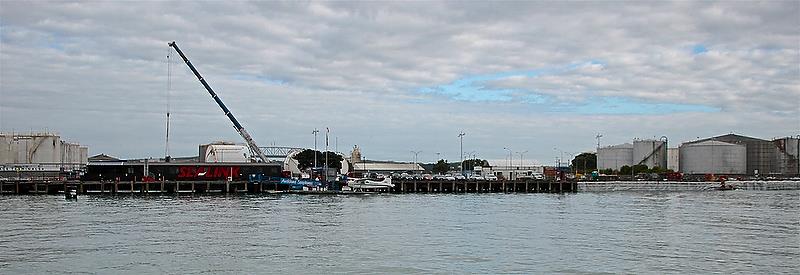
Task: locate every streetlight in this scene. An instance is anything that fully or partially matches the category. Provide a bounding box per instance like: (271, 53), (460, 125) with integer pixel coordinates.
(553, 148), (564, 167)
(503, 147), (512, 168)
(515, 151), (528, 167)
(411, 150), (422, 174)
(312, 128), (319, 169)
(458, 131), (465, 176)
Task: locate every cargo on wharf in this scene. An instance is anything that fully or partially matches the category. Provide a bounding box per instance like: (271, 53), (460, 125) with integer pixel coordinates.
(83, 159), (281, 182)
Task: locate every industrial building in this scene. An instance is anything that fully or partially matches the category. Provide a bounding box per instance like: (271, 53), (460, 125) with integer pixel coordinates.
(597, 138), (667, 171)
(0, 132), (88, 179)
(679, 134), (799, 176)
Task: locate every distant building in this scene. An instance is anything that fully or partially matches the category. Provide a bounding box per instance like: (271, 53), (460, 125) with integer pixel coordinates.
(679, 140), (747, 175)
(667, 148), (680, 172)
(597, 143), (633, 171)
(350, 161), (423, 175)
(0, 132), (88, 179)
(597, 138), (668, 171)
(679, 134), (799, 176)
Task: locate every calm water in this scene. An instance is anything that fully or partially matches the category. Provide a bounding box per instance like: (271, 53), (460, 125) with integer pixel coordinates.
(1, 191), (798, 274)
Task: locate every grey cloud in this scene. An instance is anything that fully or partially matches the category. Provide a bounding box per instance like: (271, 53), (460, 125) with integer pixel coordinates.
(1, 1), (797, 162)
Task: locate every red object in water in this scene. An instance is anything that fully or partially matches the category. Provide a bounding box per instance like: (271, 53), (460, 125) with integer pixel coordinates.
(665, 172), (683, 181)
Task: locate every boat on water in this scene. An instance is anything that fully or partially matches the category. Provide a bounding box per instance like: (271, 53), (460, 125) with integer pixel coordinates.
(346, 176), (394, 192)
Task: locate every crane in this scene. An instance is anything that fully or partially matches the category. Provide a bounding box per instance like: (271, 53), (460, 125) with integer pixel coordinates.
(168, 41), (268, 162)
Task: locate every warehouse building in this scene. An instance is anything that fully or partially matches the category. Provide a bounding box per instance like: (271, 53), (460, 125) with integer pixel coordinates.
(679, 134), (799, 176)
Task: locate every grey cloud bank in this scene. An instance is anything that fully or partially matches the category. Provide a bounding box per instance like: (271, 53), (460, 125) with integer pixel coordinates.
(1, 1), (797, 164)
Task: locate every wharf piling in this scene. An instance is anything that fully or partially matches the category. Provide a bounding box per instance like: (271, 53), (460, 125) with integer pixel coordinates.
(392, 179), (576, 193)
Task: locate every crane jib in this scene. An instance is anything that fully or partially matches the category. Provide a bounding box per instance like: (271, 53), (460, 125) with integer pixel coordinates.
(168, 41), (267, 162)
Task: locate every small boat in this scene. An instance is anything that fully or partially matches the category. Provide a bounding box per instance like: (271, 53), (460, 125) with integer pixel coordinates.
(347, 177), (394, 192)
(65, 188), (78, 200)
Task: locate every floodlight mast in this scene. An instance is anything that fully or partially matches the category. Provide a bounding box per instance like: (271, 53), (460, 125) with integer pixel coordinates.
(168, 41), (268, 162)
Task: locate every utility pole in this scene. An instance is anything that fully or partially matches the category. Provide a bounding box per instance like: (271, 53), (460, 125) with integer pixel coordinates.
(312, 128), (319, 169)
(503, 147), (512, 168)
(596, 134), (603, 150)
(516, 151), (527, 167)
(411, 150), (422, 174)
(458, 132), (465, 176)
(325, 127), (329, 182)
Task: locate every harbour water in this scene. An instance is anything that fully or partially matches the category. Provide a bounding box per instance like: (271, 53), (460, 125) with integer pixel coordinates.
(1, 191), (798, 274)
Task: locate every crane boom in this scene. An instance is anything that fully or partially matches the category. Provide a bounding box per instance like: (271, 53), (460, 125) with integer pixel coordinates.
(168, 41), (268, 162)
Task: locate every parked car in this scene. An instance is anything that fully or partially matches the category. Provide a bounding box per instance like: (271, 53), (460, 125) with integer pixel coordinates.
(485, 174), (498, 181)
(445, 174), (456, 181)
(433, 175), (446, 180)
(422, 174), (433, 180)
(454, 174), (466, 180)
(469, 174), (485, 181)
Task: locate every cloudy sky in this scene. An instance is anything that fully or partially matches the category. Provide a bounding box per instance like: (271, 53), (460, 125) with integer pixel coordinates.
(1, 1), (798, 165)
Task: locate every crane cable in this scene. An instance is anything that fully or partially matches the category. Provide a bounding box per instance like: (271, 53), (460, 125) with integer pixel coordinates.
(165, 46), (172, 160)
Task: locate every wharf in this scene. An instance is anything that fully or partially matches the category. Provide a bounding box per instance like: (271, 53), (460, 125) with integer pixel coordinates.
(0, 179), (577, 195)
(392, 179), (575, 193)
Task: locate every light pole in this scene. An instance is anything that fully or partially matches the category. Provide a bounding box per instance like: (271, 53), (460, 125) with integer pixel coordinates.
(553, 148), (564, 167)
(325, 128), (329, 182)
(503, 147), (512, 168)
(411, 150), (422, 174)
(312, 128), (319, 169)
(458, 132), (465, 176)
(516, 151), (527, 167)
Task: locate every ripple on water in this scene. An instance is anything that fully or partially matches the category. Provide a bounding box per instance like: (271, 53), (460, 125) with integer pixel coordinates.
(0, 191), (798, 274)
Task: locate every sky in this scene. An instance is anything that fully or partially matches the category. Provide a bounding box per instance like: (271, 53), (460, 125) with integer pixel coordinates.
(1, 1), (798, 166)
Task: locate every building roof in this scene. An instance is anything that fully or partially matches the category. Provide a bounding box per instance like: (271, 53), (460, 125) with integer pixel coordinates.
(686, 133), (768, 145)
(88, 153), (120, 162)
(600, 143), (633, 149)
(682, 140), (743, 147)
(352, 162), (423, 172)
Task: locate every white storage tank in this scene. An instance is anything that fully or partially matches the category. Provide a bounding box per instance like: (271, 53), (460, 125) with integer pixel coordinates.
(200, 143), (251, 163)
(679, 140), (746, 175)
(633, 139), (667, 169)
(667, 148), (680, 172)
(597, 143), (633, 171)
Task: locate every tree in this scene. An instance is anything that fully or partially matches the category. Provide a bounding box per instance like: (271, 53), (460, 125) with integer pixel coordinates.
(293, 149), (343, 171)
(432, 159), (449, 174)
(620, 165), (632, 175)
(462, 158), (489, 171)
(571, 153), (597, 173)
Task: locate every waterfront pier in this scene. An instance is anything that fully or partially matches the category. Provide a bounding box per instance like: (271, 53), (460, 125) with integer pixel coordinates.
(0, 179), (577, 195)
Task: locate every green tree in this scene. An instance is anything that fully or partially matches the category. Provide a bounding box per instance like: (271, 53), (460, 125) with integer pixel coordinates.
(571, 153), (597, 173)
(462, 158), (489, 171)
(293, 149), (343, 170)
(620, 165), (631, 175)
(633, 164), (649, 174)
(432, 159), (449, 174)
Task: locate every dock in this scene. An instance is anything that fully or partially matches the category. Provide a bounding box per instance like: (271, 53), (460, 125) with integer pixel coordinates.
(0, 179), (577, 195)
